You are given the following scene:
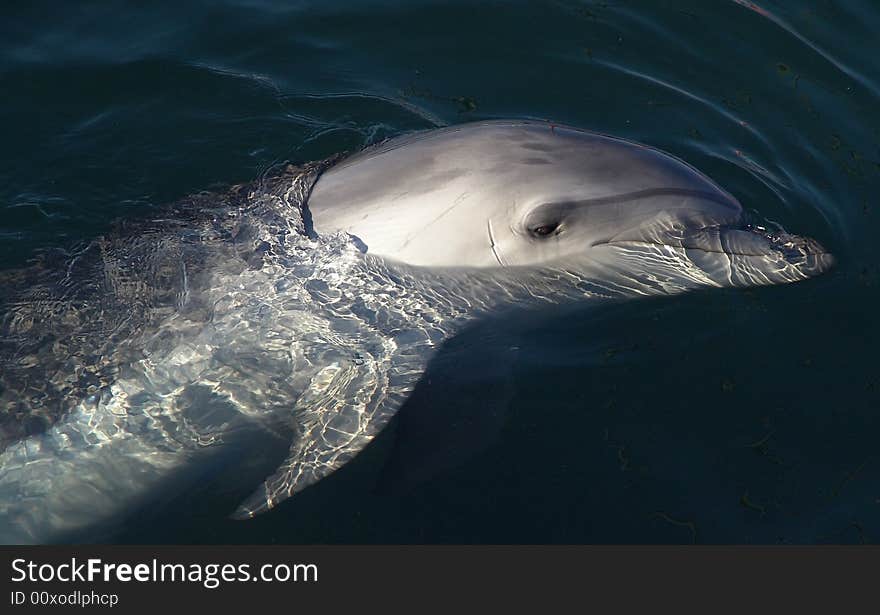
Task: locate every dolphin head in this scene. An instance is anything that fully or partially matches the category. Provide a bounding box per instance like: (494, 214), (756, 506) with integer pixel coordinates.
(491, 180), (833, 289)
(308, 120), (833, 293)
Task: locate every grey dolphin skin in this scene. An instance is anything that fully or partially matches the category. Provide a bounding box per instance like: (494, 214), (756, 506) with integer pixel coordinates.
(0, 120), (832, 543)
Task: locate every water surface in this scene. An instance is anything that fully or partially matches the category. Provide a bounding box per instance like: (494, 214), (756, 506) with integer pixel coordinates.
(1, 0), (878, 543)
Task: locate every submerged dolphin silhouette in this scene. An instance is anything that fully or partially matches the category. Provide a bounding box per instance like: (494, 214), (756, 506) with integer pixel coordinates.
(0, 120), (832, 542)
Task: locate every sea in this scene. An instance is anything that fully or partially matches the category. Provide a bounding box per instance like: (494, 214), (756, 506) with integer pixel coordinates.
(1, 0), (878, 543)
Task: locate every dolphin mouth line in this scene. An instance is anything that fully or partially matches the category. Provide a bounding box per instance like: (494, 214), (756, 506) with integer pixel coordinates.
(601, 238), (832, 257)
(597, 226), (832, 258)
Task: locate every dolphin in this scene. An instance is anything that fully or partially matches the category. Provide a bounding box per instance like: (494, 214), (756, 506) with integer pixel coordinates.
(0, 119), (832, 543)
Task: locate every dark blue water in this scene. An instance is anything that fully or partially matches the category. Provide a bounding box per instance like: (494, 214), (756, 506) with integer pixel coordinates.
(2, 1), (878, 543)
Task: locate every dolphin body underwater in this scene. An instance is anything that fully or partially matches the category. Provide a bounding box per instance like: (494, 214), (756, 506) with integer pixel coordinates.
(0, 120), (832, 543)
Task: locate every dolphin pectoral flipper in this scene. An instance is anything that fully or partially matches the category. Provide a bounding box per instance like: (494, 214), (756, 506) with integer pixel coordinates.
(231, 347), (419, 519)
(230, 401), (372, 519)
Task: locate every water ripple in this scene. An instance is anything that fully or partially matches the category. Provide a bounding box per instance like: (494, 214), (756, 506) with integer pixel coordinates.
(731, 0), (879, 97)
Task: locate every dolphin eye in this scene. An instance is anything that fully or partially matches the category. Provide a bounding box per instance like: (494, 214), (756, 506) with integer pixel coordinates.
(531, 222), (559, 237)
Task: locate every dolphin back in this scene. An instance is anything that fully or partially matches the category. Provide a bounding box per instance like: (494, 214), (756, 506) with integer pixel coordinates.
(0, 158), (394, 541)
